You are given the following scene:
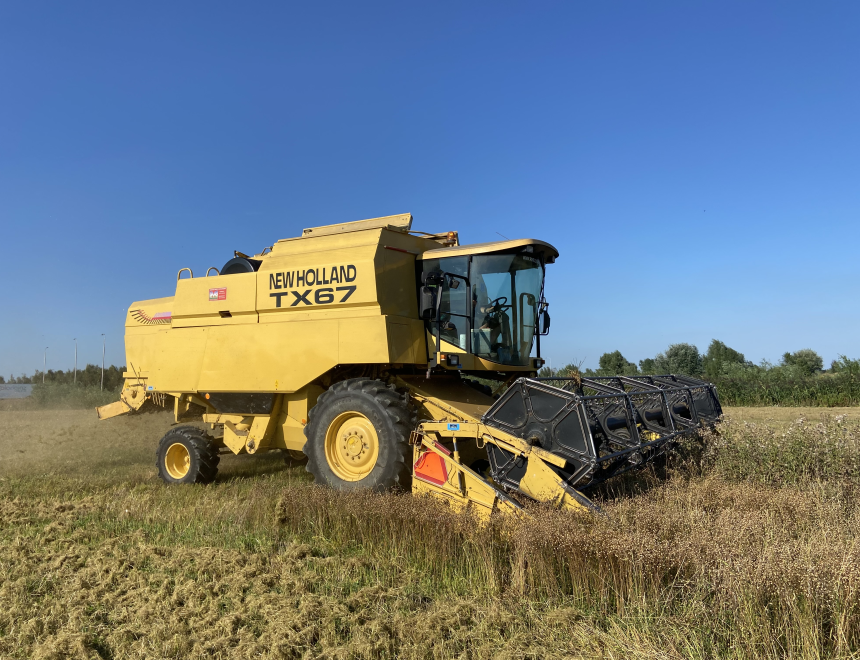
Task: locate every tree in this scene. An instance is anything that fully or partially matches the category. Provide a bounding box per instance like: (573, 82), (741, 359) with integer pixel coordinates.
(702, 339), (746, 379)
(830, 355), (860, 375)
(558, 362), (583, 377)
(782, 349), (823, 375)
(597, 350), (639, 376)
(653, 343), (702, 376)
(639, 358), (657, 374)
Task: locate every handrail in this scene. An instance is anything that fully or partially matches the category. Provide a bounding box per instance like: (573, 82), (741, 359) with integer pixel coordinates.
(206, 267), (220, 276)
(177, 268), (193, 280)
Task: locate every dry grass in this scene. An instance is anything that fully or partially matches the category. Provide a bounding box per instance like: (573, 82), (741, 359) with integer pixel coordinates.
(724, 405), (860, 429)
(1, 408), (859, 658)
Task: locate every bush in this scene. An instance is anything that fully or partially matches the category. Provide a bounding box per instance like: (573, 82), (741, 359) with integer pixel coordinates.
(712, 363), (860, 406)
(25, 384), (121, 409)
(782, 349), (824, 375)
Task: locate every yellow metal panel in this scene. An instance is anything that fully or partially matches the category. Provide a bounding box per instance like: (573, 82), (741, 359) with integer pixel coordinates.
(257, 244), (378, 320)
(129, 327), (208, 392)
(95, 400), (131, 420)
(301, 213), (412, 238)
(518, 456), (592, 512)
(172, 272), (257, 327)
(223, 423), (248, 454)
(411, 434), (522, 517)
(386, 320), (414, 363)
(397, 375), (493, 422)
(197, 321), (339, 392)
(338, 316), (390, 365)
(418, 238), (559, 262)
(125, 297), (175, 328)
(411, 322), (428, 366)
(377, 231), (422, 318)
(272, 385), (323, 450)
(281, 418), (306, 451)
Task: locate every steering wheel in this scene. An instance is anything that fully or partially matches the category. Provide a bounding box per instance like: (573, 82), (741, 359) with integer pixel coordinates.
(484, 296), (509, 312)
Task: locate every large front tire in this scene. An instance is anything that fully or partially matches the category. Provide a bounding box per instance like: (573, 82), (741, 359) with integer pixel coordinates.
(304, 378), (413, 491)
(156, 426), (220, 484)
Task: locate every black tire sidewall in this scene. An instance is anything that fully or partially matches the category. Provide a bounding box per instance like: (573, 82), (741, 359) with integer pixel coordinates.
(305, 387), (407, 491)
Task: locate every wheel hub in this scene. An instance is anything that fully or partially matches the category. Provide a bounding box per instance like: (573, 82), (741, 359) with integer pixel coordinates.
(324, 411), (380, 481)
(164, 442), (191, 480)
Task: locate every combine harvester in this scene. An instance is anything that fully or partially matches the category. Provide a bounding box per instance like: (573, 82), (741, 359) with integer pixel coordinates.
(99, 214), (721, 514)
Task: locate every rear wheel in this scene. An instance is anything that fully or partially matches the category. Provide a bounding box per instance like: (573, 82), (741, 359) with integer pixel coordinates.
(156, 426), (220, 484)
(304, 378), (413, 491)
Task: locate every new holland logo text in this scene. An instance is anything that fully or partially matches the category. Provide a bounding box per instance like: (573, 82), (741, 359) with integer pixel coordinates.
(268, 264), (357, 308)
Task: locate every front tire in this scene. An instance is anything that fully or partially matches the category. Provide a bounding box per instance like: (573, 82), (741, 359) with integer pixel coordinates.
(156, 426), (220, 484)
(304, 378), (413, 491)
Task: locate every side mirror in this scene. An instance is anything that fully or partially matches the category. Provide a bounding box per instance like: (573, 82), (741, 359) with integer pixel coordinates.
(419, 286), (437, 320)
(539, 309), (551, 335)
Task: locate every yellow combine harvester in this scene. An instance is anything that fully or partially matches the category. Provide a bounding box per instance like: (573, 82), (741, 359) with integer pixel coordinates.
(99, 213), (721, 515)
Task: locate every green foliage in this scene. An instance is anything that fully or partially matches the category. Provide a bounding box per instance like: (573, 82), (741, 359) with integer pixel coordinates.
(30, 363), (126, 390)
(781, 349), (824, 375)
(713, 367), (860, 406)
(561, 341), (860, 406)
(639, 357), (657, 374)
(596, 350), (639, 376)
(26, 383), (122, 409)
(5, 374), (35, 384)
(831, 355), (860, 375)
(653, 343), (702, 376)
(702, 339), (746, 379)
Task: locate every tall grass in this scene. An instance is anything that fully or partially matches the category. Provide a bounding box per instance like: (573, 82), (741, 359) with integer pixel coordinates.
(703, 414), (860, 484)
(8, 383), (122, 409)
(269, 415), (860, 657)
(714, 370), (860, 407)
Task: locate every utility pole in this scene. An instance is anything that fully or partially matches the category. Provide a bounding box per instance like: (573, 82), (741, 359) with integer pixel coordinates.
(43, 347), (48, 384)
(101, 334), (105, 391)
(73, 338), (77, 385)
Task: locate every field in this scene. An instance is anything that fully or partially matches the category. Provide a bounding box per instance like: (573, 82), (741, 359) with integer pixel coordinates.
(1, 406), (859, 659)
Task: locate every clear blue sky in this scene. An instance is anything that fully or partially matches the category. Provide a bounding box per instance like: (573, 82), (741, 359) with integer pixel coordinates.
(1, 1), (858, 377)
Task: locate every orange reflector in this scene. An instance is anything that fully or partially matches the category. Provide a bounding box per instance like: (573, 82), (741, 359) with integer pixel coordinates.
(413, 450), (448, 486)
(205, 393), (210, 399)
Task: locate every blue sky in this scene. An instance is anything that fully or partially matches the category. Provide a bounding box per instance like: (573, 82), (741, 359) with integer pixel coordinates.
(1, 1), (858, 377)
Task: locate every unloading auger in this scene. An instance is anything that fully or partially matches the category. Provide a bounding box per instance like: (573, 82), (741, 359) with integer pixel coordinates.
(97, 213), (723, 516)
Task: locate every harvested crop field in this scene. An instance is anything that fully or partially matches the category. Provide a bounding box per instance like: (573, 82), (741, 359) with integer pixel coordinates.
(1, 406), (859, 659)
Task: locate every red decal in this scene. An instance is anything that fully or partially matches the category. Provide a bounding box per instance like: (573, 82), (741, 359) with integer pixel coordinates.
(414, 450), (448, 486)
(209, 288), (227, 301)
(131, 309), (172, 325)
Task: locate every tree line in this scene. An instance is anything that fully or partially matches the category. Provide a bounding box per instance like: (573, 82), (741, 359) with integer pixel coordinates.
(540, 341), (860, 406)
(1, 364), (126, 391)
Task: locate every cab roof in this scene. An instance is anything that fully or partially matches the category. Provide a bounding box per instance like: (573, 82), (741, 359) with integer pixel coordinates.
(418, 238), (558, 263)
